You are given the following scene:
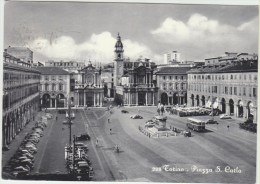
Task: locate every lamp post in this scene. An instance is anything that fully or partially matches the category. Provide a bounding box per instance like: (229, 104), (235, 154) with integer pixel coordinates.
(66, 96), (75, 146)
(211, 96), (214, 121)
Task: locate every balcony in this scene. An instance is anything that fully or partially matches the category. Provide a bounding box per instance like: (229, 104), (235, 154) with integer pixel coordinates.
(74, 83), (103, 89)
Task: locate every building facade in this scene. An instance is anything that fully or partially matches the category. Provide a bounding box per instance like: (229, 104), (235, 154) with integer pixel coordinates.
(5, 46), (33, 64)
(163, 51), (181, 64)
(187, 60), (258, 122)
(114, 34), (158, 106)
(101, 68), (114, 98)
(156, 67), (191, 105)
(37, 67), (71, 108)
(2, 52), (40, 148)
(73, 62), (104, 107)
(45, 60), (85, 73)
(205, 52), (258, 66)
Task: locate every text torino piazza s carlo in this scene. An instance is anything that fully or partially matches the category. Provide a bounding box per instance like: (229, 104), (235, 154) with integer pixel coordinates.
(152, 165), (242, 174)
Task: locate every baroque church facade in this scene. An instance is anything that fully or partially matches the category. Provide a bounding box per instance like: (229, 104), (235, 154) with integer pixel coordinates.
(114, 34), (158, 106)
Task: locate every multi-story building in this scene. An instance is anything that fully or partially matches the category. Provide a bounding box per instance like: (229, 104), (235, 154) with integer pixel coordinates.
(73, 61), (104, 107)
(45, 60), (85, 73)
(163, 51), (181, 64)
(5, 46), (33, 64)
(36, 67), (71, 108)
(155, 67), (192, 105)
(114, 34), (158, 106)
(101, 67), (114, 98)
(205, 52), (258, 66)
(187, 59), (258, 122)
(2, 52), (40, 148)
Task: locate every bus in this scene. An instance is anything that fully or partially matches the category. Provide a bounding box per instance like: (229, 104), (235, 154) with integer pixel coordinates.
(186, 118), (206, 132)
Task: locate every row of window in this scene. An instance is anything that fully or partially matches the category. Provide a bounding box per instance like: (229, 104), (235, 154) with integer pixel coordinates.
(42, 84), (64, 91)
(3, 84), (39, 110)
(49, 62), (81, 67)
(162, 75), (185, 80)
(42, 75), (67, 81)
(4, 72), (40, 81)
(189, 73), (257, 81)
(189, 84), (257, 97)
(161, 83), (186, 90)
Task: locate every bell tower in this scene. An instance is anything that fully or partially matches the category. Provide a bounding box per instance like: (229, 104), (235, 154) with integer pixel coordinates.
(114, 33), (124, 86)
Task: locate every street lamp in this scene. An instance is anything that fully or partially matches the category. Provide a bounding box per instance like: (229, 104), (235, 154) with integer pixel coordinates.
(66, 97), (75, 146)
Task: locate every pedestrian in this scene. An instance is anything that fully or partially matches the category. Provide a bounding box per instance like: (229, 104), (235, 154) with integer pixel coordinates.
(108, 118), (110, 123)
(161, 105), (165, 116)
(110, 128), (112, 135)
(227, 125), (230, 131)
(157, 108), (160, 115)
(56, 116), (58, 121)
(96, 139), (99, 147)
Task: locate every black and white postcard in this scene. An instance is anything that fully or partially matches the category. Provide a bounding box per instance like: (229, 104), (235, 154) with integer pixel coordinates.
(1, 0), (259, 183)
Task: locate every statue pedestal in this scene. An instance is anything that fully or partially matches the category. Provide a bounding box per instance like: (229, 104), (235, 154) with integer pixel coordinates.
(153, 115), (168, 131)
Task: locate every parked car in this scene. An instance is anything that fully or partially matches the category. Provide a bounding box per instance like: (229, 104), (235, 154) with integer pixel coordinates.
(130, 114), (143, 119)
(12, 166), (30, 175)
(220, 114), (232, 119)
(76, 133), (91, 141)
(16, 153), (34, 160)
(206, 119), (218, 124)
(121, 110), (129, 113)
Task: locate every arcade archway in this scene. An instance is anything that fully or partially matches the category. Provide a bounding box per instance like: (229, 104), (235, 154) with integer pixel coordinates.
(221, 98), (226, 114)
(201, 95), (205, 106)
(229, 99), (234, 115)
(238, 100), (244, 117)
(196, 95), (200, 106)
(161, 92), (168, 105)
(173, 93), (178, 105)
(191, 94), (194, 107)
(42, 94), (51, 108)
(57, 94), (65, 108)
(247, 101), (254, 120)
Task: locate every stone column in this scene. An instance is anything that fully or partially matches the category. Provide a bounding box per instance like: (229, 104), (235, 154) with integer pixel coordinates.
(84, 92), (86, 106)
(130, 93), (132, 105)
(152, 91), (155, 106)
(146, 92), (148, 106)
(97, 93), (100, 106)
(235, 105), (238, 117)
(136, 92), (138, 106)
(226, 103), (230, 115)
(100, 93), (103, 107)
(245, 106), (248, 119)
(94, 93), (96, 107)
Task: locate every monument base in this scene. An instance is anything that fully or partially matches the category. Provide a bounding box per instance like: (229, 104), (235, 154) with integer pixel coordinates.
(153, 125), (169, 131)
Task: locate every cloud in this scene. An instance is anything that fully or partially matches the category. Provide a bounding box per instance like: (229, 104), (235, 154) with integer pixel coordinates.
(29, 32), (159, 63)
(151, 14), (258, 60)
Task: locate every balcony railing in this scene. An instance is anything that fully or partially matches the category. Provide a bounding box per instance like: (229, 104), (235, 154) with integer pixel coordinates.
(75, 84), (103, 89)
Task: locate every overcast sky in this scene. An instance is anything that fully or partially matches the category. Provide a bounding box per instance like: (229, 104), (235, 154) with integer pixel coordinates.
(4, 1), (259, 63)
